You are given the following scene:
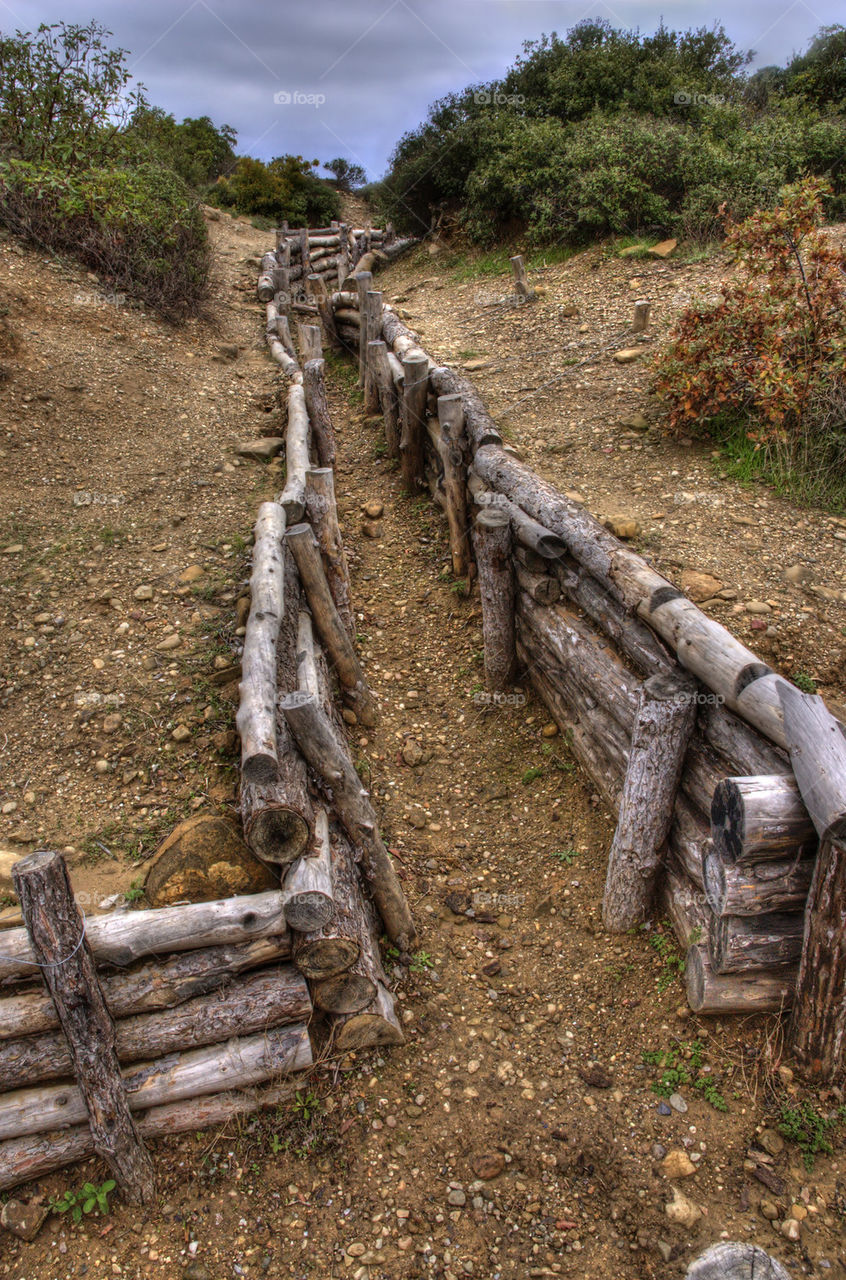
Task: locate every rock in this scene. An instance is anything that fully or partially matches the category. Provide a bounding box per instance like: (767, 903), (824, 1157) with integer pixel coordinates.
(680, 570), (723, 603)
(402, 738), (424, 767)
(649, 238), (678, 259)
(578, 1064), (613, 1089)
(781, 1217), (801, 1241)
(0, 849), (20, 900)
(184, 1264), (211, 1280)
(156, 633), (182, 651)
(172, 724), (192, 743)
(144, 815), (277, 907)
(664, 1187), (701, 1228)
(746, 601), (771, 615)
(669, 1092), (689, 1114)
(758, 1129), (784, 1157)
(447, 1188), (466, 1207)
(541, 722), (558, 738)
(662, 1149), (697, 1179)
(342, 708), (358, 725)
(179, 565), (205, 584)
(657, 1100), (672, 1116)
(103, 713), (122, 734)
(564, 490), (586, 504)
(235, 438), (285, 462)
(603, 514), (641, 539)
(463, 359), (489, 371)
(619, 411), (650, 432)
(760, 1199), (779, 1220)
(612, 348), (642, 364)
(1, 1198), (49, 1241)
(361, 519), (383, 539)
(558, 303), (580, 318)
(777, 1065), (794, 1087)
(133, 585), (154, 600)
(217, 344), (239, 360)
(784, 564), (813, 585)
(363, 500), (384, 520)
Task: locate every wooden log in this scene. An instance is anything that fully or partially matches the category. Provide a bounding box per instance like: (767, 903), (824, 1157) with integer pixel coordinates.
(659, 861), (708, 949)
(267, 336), (299, 378)
(401, 353), (429, 493)
(510, 254), (535, 301)
(0, 966), (311, 1091)
(632, 300), (651, 333)
(554, 559), (676, 677)
(709, 911), (804, 974)
(278, 383), (311, 523)
(12, 852), (155, 1203)
(355, 271), (373, 385)
(302, 358), (336, 469)
(685, 945), (794, 1014)
(330, 981), (405, 1051)
(292, 825), (362, 981)
(779, 685), (846, 1079)
(235, 503), (286, 786)
(516, 564), (560, 605)
(437, 394), (469, 576)
(0, 1023), (311, 1142)
(0, 891), (292, 983)
(370, 340), (401, 457)
(337, 223), (350, 286)
(299, 226), (311, 281)
(602, 671), (698, 931)
(298, 323), (322, 363)
(711, 776), (817, 865)
(307, 235), (341, 249)
(285, 523), (374, 724)
(258, 272), (276, 303)
(363, 291), (383, 414)
(703, 848), (815, 917)
(280, 692), (416, 950)
(332, 290), (359, 309)
(304, 467), (353, 638)
(474, 508), (516, 692)
(0, 936), (292, 1042)
(311, 832), (384, 1015)
(334, 307), (360, 327)
(282, 808), (335, 932)
(355, 249), (387, 276)
(686, 1242), (791, 1280)
(468, 473), (567, 559)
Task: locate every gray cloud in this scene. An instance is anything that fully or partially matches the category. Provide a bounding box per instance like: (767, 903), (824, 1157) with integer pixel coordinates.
(12, 0), (844, 176)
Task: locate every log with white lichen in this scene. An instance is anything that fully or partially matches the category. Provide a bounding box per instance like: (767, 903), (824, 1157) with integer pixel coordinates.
(436, 394), (470, 576)
(401, 353), (429, 493)
(355, 270), (373, 385)
(703, 848), (815, 917)
(710, 775), (817, 865)
(685, 1242), (792, 1280)
(236, 502), (287, 786)
(474, 507), (516, 693)
(370, 340), (401, 457)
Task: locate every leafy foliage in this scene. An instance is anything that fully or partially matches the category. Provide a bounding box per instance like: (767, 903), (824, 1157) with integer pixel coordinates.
(778, 1099), (846, 1170)
(642, 1039), (728, 1110)
(125, 106), (237, 187)
(209, 155), (340, 225)
(50, 1179), (116, 1224)
(324, 157), (366, 191)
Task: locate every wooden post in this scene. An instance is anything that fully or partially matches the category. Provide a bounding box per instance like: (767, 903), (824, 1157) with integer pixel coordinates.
(12, 851), (156, 1204)
(304, 467), (354, 638)
(285, 523), (375, 726)
(779, 684), (846, 1080)
(602, 672), (698, 931)
(338, 223), (350, 287)
(302, 358), (336, 469)
(437, 393), (469, 576)
(355, 270), (373, 385)
(369, 340), (401, 457)
(400, 353), (429, 494)
(510, 254), (535, 302)
(278, 383), (311, 523)
(282, 808), (335, 932)
(363, 290), (383, 414)
(298, 323), (322, 363)
(307, 273), (341, 350)
(299, 226), (311, 281)
(473, 507), (516, 692)
(632, 300), (651, 333)
(235, 502), (286, 786)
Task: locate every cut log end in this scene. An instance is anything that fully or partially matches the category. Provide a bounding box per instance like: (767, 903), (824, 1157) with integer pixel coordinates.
(312, 972), (377, 1014)
(294, 936), (360, 981)
(245, 806), (310, 867)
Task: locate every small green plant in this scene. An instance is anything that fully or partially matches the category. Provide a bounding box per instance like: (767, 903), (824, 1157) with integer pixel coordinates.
(550, 847), (578, 865)
(778, 1099), (846, 1171)
(123, 879), (145, 905)
(642, 1040), (727, 1111)
(292, 1089), (321, 1123)
(792, 669), (817, 694)
(50, 1179), (116, 1224)
(648, 923), (687, 992)
(268, 1132), (286, 1155)
(410, 950), (434, 973)
(450, 579), (468, 596)
(521, 766), (544, 785)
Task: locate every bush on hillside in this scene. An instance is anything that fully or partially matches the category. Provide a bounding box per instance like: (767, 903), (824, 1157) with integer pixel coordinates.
(210, 155), (340, 225)
(0, 160), (210, 321)
(653, 179), (846, 508)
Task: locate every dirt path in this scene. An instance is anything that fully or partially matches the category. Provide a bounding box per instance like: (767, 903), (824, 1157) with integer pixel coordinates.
(2, 222), (845, 1280)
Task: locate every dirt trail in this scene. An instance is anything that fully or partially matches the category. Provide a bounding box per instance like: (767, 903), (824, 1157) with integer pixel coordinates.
(1, 219), (844, 1280)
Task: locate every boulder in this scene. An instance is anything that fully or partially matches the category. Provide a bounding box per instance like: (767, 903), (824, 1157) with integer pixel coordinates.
(680, 570), (723, 603)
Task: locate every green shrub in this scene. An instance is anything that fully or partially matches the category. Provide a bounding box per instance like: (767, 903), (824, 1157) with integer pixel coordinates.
(209, 155), (340, 225)
(0, 160), (210, 321)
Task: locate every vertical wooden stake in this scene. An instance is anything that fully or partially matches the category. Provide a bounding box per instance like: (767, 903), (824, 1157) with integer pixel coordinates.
(299, 226), (311, 280)
(632, 300), (651, 333)
(338, 223), (350, 287)
(363, 290), (383, 414)
(355, 271), (373, 385)
(602, 672), (699, 931)
(307, 273), (341, 350)
(437, 394), (469, 576)
(473, 508), (516, 692)
(12, 851), (156, 1204)
(302, 358), (336, 469)
(298, 324), (322, 363)
(304, 466), (353, 638)
(510, 255), (535, 302)
(400, 354), (429, 494)
(368, 340), (400, 457)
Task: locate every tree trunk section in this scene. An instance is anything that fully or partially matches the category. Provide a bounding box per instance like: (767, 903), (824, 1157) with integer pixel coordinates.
(710, 775), (817, 865)
(363, 290), (383, 414)
(703, 849), (814, 917)
(302, 358), (336, 469)
(236, 502), (286, 786)
(370, 340), (401, 456)
(401, 354), (429, 493)
(330, 981), (405, 1052)
(708, 911), (804, 974)
(474, 508), (516, 693)
(685, 945), (795, 1014)
(436, 394), (469, 576)
(304, 467), (354, 639)
(282, 807), (335, 932)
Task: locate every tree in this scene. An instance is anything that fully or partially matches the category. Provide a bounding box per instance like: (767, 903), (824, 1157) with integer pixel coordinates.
(324, 157), (366, 191)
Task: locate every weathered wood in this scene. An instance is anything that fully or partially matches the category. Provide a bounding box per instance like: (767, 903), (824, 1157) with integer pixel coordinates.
(281, 692), (416, 950)
(282, 808), (335, 932)
(337, 223), (350, 286)
(0, 966), (311, 1091)
(711, 775), (817, 865)
(686, 1242), (792, 1280)
(278, 383), (311, 522)
(330, 981), (405, 1052)
(510, 254), (535, 301)
(236, 503), (286, 786)
(0, 1022), (311, 1142)
(603, 671), (698, 931)
(474, 507), (516, 693)
(703, 848), (815, 917)
(302, 358), (336, 469)
(515, 564), (560, 605)
(292, 825), (362, 981)
(304, 467), (354, 639)
(311, 832), (385, 1015)
(780, 686), (846, 1079)
(632, 300), (651, 333)
(709, 911), (804, 974)
(469, 473), (567, 559)
(401, 353), (429, 493)
(285, 523), (374, 724)
(355, 270), (373, 385)
(685, 945), (795, 1014)
(370, 340), (401, 457)
(298, 323), (322, 363)
(363, 290), (383, 414)
(306, 273), (341, 351)
(12, 852), (155, 1203)
(659, 860), (708, 950)
(437, 394), (469, 576)
(0, 891), (292, 982)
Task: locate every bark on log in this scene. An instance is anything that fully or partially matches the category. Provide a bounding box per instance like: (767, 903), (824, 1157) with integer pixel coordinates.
(0, 891), (292, 982)
(401, 354), (429, 493)
(302, 358), (336, 469)
(632, 300), (651, 334)
(685, 945), (795, 1014)
(658, 861), (708, 949)
(468, 473), (567, 559)
(12, 852), (155, 1203)
(334, 308), (360, 327)
(474, 508), (516, 693)
(298, 323), (322, 363)
(709, 911), (804, 974)
(278, 383), (311, 523)
(304, 467), (354, 639)
(236, 502), (286, 786)
(370, 340), (401, 457)
(355, 271), (373, 385)
(0, 1023), (312, 1142)
(554, 559), (676, 677)
(363, 291), (383, 414)
(779, 686), (846, 1080)
(280, 692), (416, 950)
(711, 776), (817, 865)
(330, 981), (405, 1052)
(515, 564), (560, 605)
(510, 254), (535, 301)
(282, 808), (335, 932)
(285, 523), (374, 724)
(0, 966), (311, 1091)
(307, 273), (341, 351)
(292, 825), (362, 981)
(437, 394), (469, 576)
(311, 832), (385, 1015)
(602, 671), (698, 931)
(703, 848), (815, 917)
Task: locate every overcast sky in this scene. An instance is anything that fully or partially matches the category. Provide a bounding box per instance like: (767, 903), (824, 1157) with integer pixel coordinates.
(11, 0), (843, 177)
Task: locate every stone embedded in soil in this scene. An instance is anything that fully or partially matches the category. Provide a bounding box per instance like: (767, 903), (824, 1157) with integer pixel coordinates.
(172, 724), (191, 743)
(447, 1188), (466, 1207)
(361, 519), (383, 538)
(760, 1199), (779, 1220)
(758, 1129), (785, 1157)
(179, 565), (204, 584)
(680, 569), (724, 602)
(781, 1218), (801, 1241)
(746, 600), (771, 615)
(402, 737), (424, 766)
(669, 1092), (688, 1114)
(649, 238), (678, 258)
(1, 1198), (49, 1241)
(603, 514), (641, 539)
(363, 500), (384, 519)
(612, 348), (642, 364)
(664, 1187), (702, 1228)
(133, 584), (154, 600)
(235, 437), (285, 462)
(784, 564), (813, 585)
(662, 1149), (697, 1179)
(156, 633), (182, 651)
